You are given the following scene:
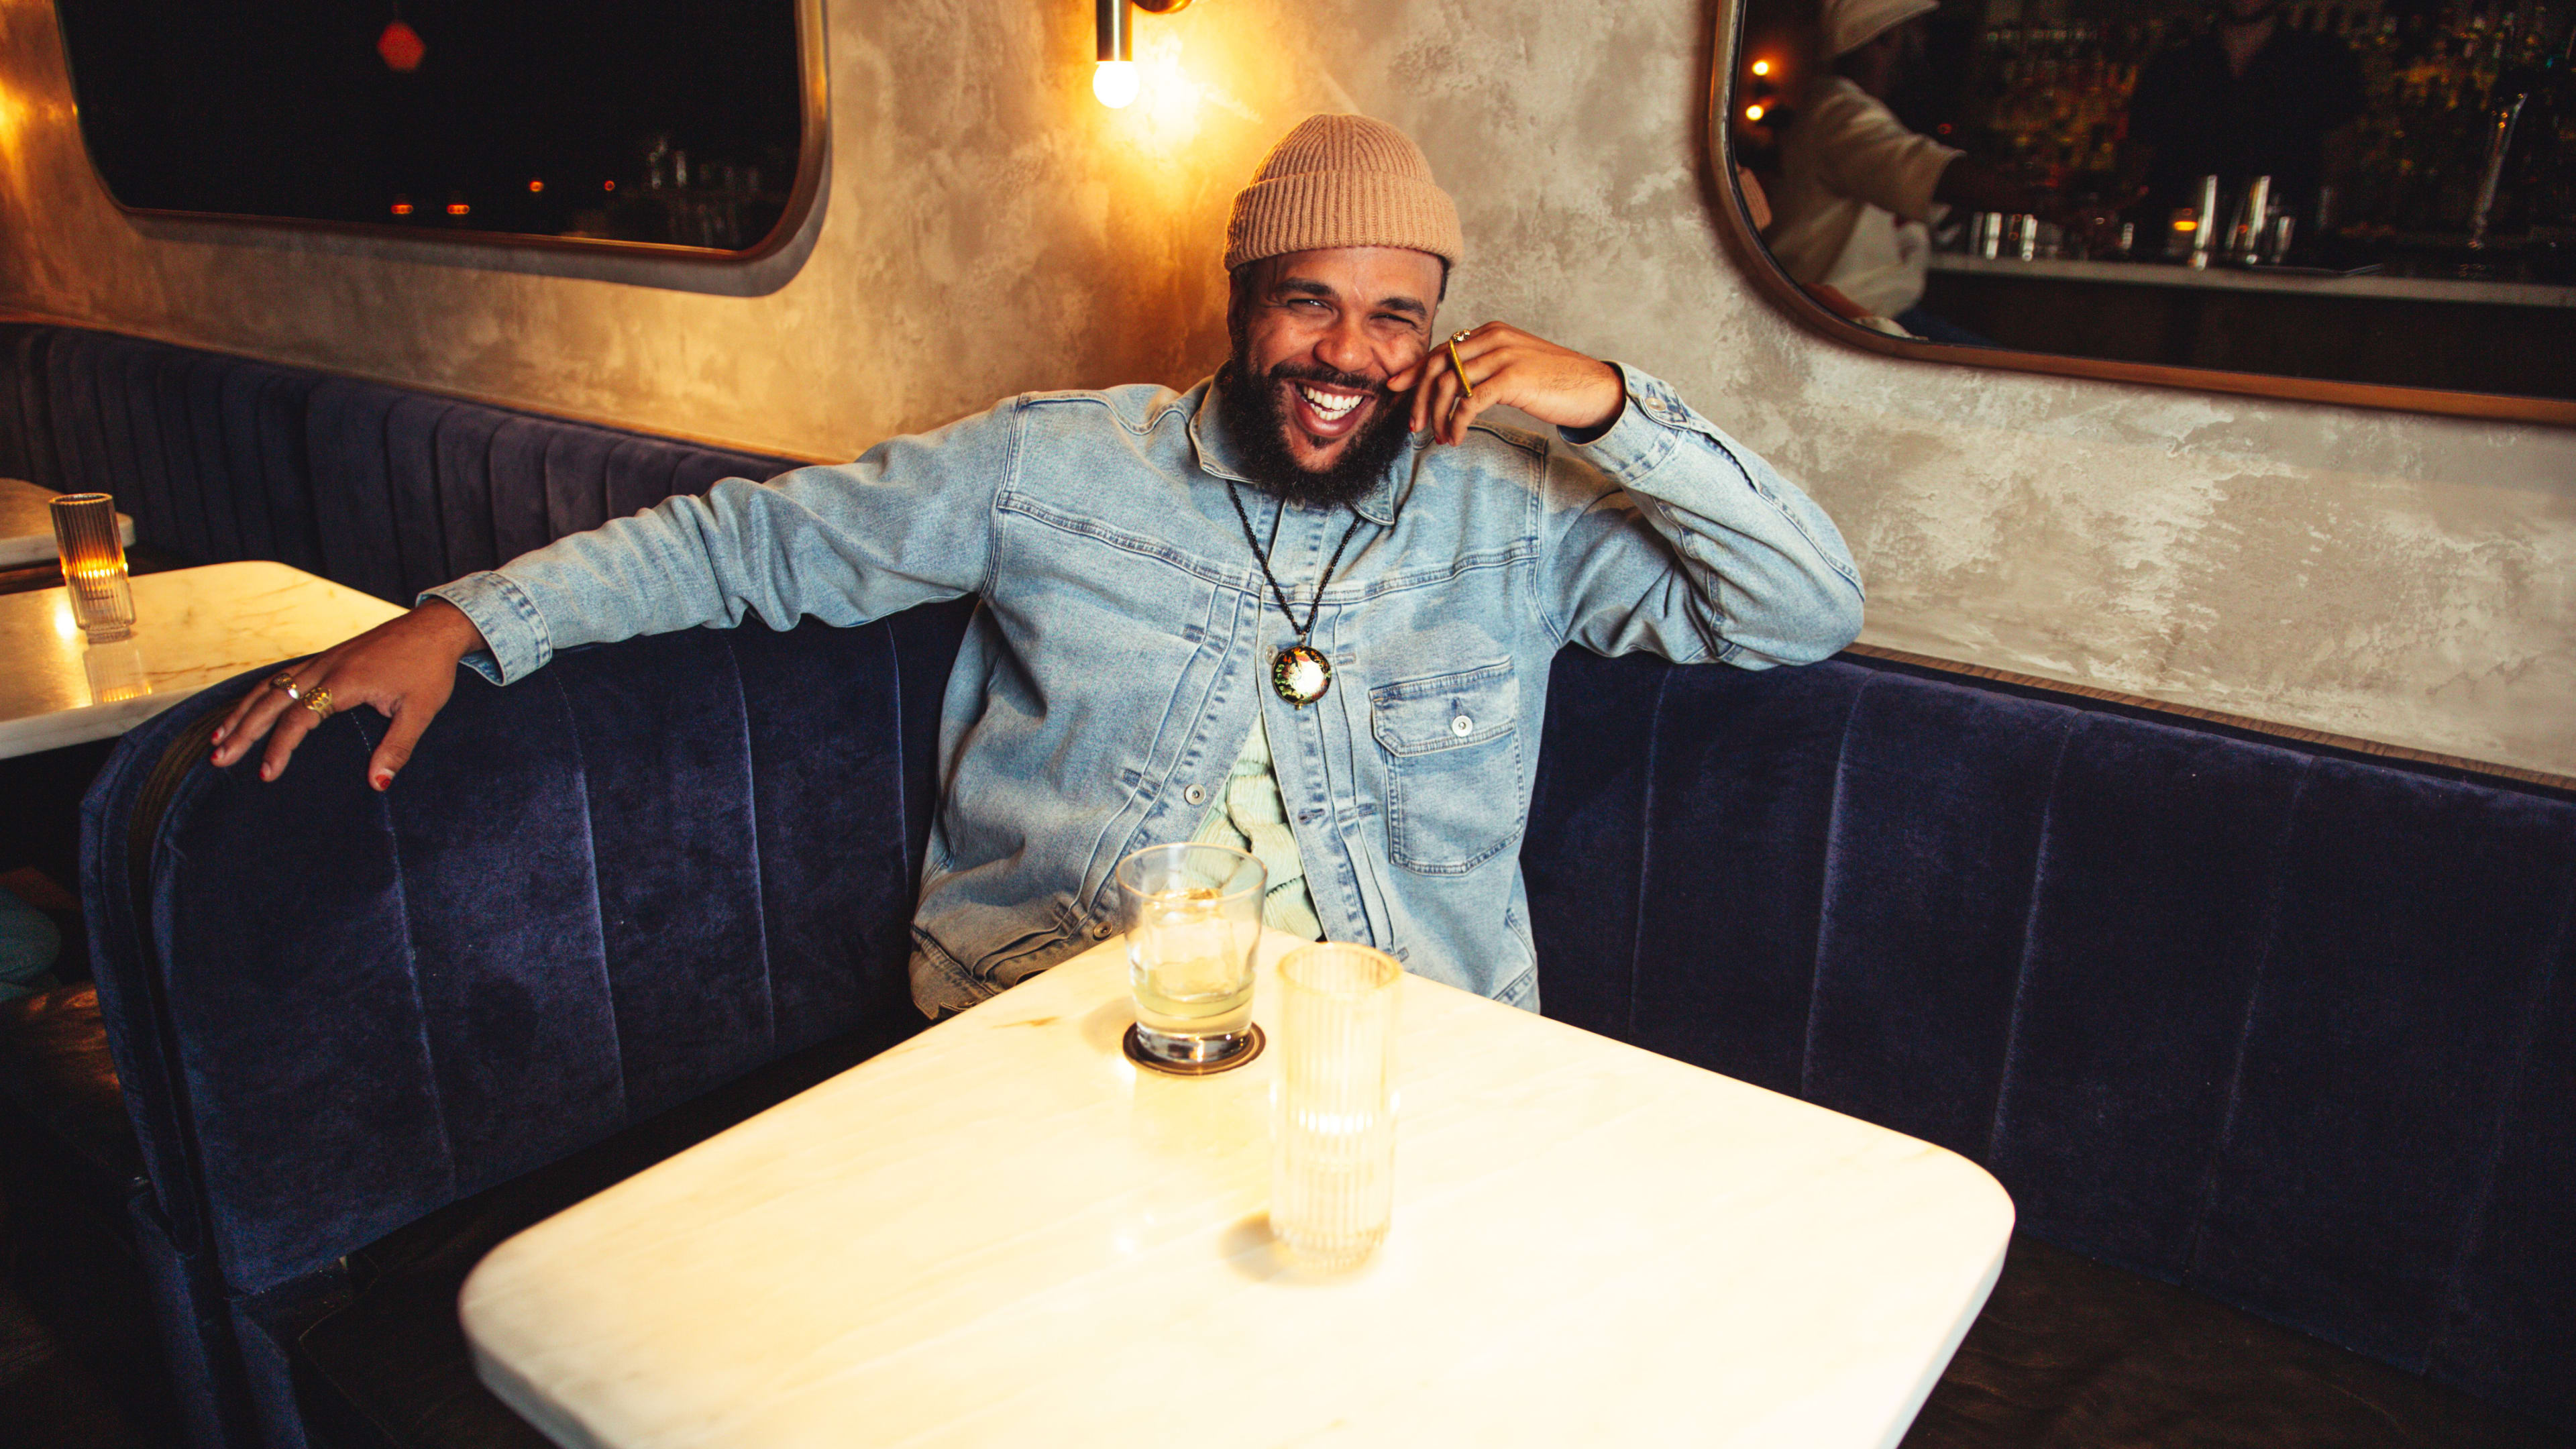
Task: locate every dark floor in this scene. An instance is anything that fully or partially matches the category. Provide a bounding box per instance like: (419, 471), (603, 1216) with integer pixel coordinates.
(0, 1267), (160, 1448)
(3, 549), (251, 1444)
(1, 740), (166, 1447)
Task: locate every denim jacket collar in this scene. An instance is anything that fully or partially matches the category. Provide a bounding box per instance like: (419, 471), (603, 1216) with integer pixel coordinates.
(1189, 372), (1409, 527)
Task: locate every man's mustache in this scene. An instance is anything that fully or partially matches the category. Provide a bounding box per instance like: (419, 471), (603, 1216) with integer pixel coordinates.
(1265, 361), (1398, 402)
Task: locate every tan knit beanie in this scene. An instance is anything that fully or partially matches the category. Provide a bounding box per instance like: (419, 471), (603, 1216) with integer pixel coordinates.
(1224, 114), (1464, 272)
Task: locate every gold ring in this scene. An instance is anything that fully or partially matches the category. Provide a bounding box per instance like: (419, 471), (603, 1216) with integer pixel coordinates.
(1450, 327), (1477, 344)
(1446, 339), (1476, 399)
(270, 672), (303, 701)
(302, 688), (333, 718)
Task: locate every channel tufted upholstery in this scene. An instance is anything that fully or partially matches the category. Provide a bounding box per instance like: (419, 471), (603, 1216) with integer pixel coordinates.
(76, 627), (2576, 1448)
(83, 603), (971, 1448)
(1525, 650), (2576, 1434)
(0, 319), (820, 1445)
(0, 322), (796, 600)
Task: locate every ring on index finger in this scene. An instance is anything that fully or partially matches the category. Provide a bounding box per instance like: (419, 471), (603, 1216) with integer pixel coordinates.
(302, 688), (333, 718)
(269, 672), (303, 702)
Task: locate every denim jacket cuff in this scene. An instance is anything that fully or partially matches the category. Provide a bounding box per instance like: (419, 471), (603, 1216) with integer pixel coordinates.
(419, 571), (553, 685)
(1559, 362), (1682, 484)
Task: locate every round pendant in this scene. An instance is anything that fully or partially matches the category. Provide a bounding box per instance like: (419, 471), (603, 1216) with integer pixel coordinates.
(1272, 645), (1332, 706)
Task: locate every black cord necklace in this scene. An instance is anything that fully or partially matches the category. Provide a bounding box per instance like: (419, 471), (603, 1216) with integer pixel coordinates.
(1225, 480), (1368, 706)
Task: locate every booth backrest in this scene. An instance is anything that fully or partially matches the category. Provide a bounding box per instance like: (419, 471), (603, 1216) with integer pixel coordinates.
(0, 322), (798, 602)
(1523, 649), (2576, 1431)
(89, 624), (2575, 1432)
(84, 604), (971, 1303)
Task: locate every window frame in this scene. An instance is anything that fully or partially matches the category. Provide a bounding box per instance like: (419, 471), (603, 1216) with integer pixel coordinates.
(58, 0), (829, 266)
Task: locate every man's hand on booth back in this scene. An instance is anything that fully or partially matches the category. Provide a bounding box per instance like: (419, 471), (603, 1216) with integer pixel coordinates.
(209, 598), (487, 791)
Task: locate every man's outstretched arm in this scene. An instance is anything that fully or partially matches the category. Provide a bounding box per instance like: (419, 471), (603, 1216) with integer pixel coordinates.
(212, 396), (1020, 788)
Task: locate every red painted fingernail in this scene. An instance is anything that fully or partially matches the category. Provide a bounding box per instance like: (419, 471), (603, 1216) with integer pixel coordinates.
(260, 763), (274, 781)
(372, 771), (392, 791)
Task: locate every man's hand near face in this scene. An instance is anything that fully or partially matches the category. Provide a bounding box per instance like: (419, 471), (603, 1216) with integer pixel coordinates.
(209, 598), (487, 790)
(1228, 250), (1623, 470)
(1393, 323), (1625, 447)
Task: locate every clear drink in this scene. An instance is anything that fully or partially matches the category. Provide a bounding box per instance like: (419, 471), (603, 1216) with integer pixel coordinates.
(1114, 845), (1265, 1070)
(1128, 887), (1256, 1039)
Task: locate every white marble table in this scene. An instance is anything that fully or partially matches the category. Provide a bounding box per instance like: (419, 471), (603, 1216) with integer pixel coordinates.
(462, 931), (2016, 1449)
(0, 476), (134, 568)
(0, 559), (405, 757)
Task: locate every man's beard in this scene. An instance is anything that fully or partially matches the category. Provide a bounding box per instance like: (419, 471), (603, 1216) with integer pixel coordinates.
(1214, 354), (1413, 509)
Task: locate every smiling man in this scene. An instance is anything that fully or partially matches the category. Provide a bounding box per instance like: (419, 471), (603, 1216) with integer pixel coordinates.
(213, 114), (1864, 1016)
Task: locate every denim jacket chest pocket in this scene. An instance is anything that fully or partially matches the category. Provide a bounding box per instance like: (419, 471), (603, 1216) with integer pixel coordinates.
(1368, 661), (1525, 875)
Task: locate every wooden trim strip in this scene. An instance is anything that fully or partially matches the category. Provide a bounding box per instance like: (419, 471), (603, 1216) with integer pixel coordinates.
(1843, 641), (2576, 796)
(1701, 6), (2576, 429)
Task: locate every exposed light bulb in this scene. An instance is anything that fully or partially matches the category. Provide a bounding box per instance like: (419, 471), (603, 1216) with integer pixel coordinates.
(1751, 58), (1772, 76)
(1745, 103), (1766, 121)
(1093, 60), (1140, 107)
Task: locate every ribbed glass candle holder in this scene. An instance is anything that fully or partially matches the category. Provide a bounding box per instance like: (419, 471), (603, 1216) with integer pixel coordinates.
(1270, 943), (1401, 1271)
(50, 493), (133, 642)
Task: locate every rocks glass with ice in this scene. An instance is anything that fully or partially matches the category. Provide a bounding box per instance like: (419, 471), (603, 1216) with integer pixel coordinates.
(1270, 942), (1402, 1271)
(1115, 843), (1265, 1070)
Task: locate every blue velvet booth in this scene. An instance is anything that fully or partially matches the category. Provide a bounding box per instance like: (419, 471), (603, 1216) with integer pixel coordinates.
(83, 629), (2576, 1449)
(15, 322), (2576, 1448)
(83, 607), (973, 1449)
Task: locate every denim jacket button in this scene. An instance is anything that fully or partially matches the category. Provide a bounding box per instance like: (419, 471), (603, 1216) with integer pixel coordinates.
(1184, 783), (1208, 806)
(1091, 921), (1116, 940)
(1450, 714), (1473, 737)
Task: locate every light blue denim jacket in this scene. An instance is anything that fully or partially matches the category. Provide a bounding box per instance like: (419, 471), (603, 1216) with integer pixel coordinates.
(425, 366), (1864, 1016)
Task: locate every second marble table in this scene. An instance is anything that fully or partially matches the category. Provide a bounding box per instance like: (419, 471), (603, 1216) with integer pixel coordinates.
(0, 559), (405, 758)
(462, 930), (2017, 1448)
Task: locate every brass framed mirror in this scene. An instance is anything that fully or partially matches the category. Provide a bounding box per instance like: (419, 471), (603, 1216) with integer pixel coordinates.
(1713, 0), (2576, 425)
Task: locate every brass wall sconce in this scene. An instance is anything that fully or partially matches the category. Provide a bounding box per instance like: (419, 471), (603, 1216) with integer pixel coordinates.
(1095, 0), (1193, 108)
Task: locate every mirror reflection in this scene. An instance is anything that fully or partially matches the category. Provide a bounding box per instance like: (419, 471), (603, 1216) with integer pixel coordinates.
(1731, 0), (2576, 401)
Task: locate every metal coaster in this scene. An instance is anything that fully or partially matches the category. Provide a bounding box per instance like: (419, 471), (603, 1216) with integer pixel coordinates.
(1122, 1022), (1265, 1077)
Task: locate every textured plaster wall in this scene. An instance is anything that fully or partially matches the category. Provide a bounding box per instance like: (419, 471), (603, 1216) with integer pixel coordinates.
(1, 0), (2569, 773)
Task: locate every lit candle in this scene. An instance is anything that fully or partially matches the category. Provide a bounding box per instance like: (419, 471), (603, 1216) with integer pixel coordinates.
(50, 493), (134, 642)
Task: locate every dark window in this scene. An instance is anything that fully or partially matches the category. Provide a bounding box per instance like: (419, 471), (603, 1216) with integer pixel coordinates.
(56, 0), (811, 255)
